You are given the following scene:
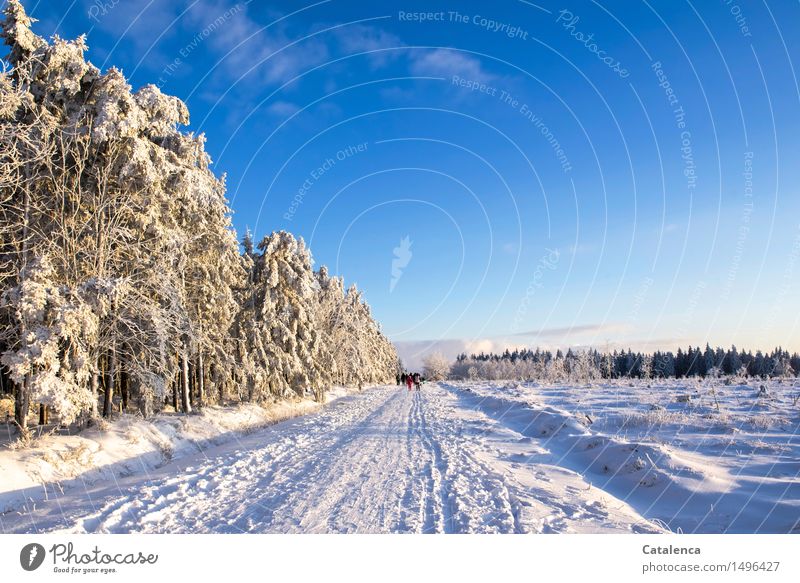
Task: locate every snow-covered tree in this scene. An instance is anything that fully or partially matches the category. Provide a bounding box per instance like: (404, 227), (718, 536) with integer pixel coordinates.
(422, 352), (450, 381)
(237, 231), (328, 401)
(314, 265), (345, 384)
(1, 257), (96, 424)
(0, 1), (397, 433)
(640, 354), (653, 380)
(568, 350), (600, 381)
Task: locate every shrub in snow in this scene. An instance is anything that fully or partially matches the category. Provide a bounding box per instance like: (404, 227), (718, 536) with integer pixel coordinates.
(423, 352), (450, 381)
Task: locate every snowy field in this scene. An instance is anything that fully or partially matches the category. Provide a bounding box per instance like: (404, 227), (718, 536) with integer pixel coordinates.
(447, 379), (800, 534)
(1, 380), (798, 534)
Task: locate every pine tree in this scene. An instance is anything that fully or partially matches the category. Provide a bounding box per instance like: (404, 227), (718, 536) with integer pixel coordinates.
(244, 232), (328, 401)
(0, 0), (403, 434)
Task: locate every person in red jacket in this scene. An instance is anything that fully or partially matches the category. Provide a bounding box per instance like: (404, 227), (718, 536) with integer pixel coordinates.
(405, 373), (413, 392)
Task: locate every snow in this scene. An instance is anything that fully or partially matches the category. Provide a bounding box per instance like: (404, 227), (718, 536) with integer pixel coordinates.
(1, 380), (797, 534)
(448, 379), (800, 533)
(0, 386), (354, 522)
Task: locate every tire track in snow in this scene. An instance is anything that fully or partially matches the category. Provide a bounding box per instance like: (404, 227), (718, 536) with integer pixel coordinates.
(411, 390), (449, 533)
(3, 383), (662, 533)
(49, 387), (401, 533)
(418, 385), (521, 533)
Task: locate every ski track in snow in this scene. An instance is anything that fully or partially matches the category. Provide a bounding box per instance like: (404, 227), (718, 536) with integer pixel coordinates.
(2, 384), (670, 534)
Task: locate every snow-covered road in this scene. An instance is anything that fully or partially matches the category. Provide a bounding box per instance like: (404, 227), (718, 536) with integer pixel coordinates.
(2, 383), (661, 534)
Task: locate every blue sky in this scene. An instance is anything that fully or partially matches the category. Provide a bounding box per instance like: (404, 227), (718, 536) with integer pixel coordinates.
(19, 0), (800, 366)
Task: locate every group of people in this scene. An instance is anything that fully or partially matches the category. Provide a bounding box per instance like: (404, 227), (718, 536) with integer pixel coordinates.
(397, 372), (424, 391)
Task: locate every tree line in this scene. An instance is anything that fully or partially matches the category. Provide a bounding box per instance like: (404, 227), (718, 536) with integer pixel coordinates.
(0, 1), (397, 432)
(450, 345), (800, 382)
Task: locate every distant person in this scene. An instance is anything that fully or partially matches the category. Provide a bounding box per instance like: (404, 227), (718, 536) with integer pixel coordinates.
(396, 373), (401, 385)
(406, 374), (413, 392)
(413, 372), (421, 391)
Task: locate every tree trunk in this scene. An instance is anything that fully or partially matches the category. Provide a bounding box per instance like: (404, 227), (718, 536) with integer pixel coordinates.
(103, 344), (116, 418)
(180, 353), (191, 414)
(197, 352), (204, 408)
(13, 380), (21, 427)
(89, 369), (99, 422)
(22, 377), (30, 430)
(212, 363), (222, 404)
(120, 363), (129, 412)
(188, 359), (195, 408)
(14, 375), (30, 431)
(38, 403), (48, 425)
(16, 185), (31, 432)
(141, 387), (152, 419)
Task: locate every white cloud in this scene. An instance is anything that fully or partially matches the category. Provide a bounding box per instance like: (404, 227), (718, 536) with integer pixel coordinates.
(394, 338), (515, 371)
(331, 23), (403, 68)
(78, 0), (180, 64)
(184, 0), (330, 88)
(511, 322), (630, 339)
(409, 48), (493, 82)
(181, 4), (409, 89)
(266, 100), (300, 117)
(394, 324), (685, 370)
